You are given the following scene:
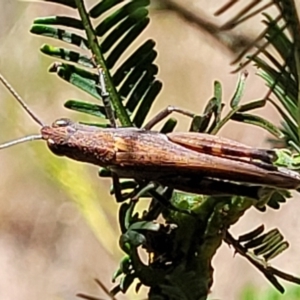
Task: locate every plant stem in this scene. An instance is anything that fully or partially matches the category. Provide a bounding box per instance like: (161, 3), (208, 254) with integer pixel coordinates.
(75, 0), (132, 127)
(210, 105), (241, 135)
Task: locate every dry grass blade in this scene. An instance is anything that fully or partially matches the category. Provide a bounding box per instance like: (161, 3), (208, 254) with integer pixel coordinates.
(214, 0), (239, 16)
(230, 14), (283, 67)
(218, 0), (268, 30)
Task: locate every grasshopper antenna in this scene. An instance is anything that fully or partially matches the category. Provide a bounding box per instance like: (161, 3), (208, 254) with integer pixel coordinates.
(0, 134), (43, 149)
(0, 73), (43, 149)
(0, 73), (45, 127)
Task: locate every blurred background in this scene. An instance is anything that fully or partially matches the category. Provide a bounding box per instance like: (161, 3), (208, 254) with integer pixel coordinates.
(0, 1), (300, 299)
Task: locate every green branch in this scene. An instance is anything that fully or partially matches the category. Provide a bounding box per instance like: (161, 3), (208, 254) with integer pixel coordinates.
(75, 0), (132, 126)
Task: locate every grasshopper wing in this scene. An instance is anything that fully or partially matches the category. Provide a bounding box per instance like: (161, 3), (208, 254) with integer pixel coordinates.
(112, 131), (300, 189)
(167, 132), (274, 163)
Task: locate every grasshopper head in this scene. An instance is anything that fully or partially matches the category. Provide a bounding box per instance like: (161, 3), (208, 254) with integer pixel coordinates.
(41, 118), (77, 156)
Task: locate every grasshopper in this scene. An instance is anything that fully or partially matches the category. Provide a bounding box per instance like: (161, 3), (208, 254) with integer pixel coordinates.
(1, 72), (300, 201)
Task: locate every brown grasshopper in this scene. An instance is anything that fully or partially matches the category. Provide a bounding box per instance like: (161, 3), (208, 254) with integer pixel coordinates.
(1, 72), (300, 201)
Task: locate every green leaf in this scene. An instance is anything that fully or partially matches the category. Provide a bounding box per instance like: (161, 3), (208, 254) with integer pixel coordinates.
(253, 232), (283, 256)
(50, 63), (101, 100)
(267, 99), (298, 144)
(238, 99), (266, 112)
(267, 192), (287, 210)
(126, 65), (158, 113)
(101, 8), (149, 53)
(78, 121), (108, 128)
(243, 229), (278, 249)
(257, 68), (298, 121)
(118, 57), (156, 99)
(121, 230), (146, 247)
(110, 180), (137, 195)
(238, 225), (265, 242)
(230, 71), (248, 108)
(189, 115), (204, 132)
(33, 16), (83, 30)
(231, 113), (284, 138)
(191, 97), (218, 133)
(262, 14), (296, 76)
(106, 18), (150, 68)
(40, 44), (93, 67)
(119, 273), (135, 293)
(89, 0), (124, 18)
(64, 100), (107, 118)
(211, 82), (223, 129)
(112, 40), (156, 85)
(95, 1), (149, 36)
(133, 81), (163, 127)
(129, 221), (160, 232)
(98, 168), (111, 177)
(273, 149), (300, 170)
(31, 25), (88, 49)
(264, 242), (289, 261)
(160, 118), (177, 133)
(44, 0), (76, 8)
(214, 80), (222, 103)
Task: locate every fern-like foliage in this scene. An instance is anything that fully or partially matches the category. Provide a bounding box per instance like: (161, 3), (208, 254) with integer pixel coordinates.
(216, 0), (300, 150)
(225, 226), (300, 293)
(32, 0), (162, 128)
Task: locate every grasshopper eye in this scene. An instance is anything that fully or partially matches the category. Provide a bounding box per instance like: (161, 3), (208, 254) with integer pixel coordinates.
(52, 118), (73, 127)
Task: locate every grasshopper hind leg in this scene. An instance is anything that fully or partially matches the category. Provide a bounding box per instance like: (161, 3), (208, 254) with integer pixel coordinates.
(143, 105), (195, 130)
